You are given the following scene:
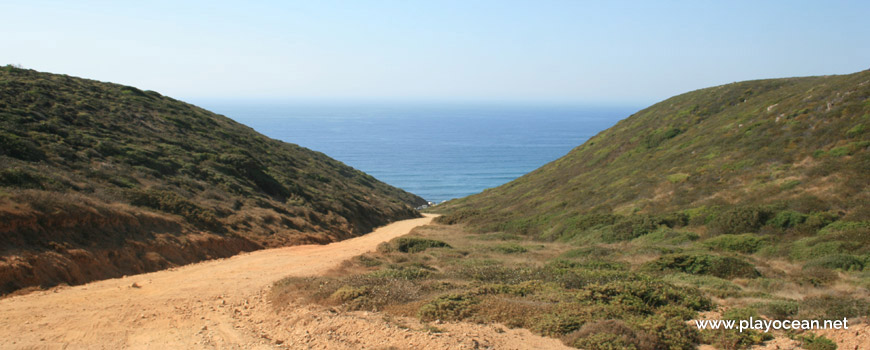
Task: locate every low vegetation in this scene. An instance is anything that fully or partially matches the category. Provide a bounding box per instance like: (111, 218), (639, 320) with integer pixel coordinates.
(276, 70), (869, 349)
(435, 70), (870, 236)
(0, 66), (424, 294)
(273, 222), (865, 349)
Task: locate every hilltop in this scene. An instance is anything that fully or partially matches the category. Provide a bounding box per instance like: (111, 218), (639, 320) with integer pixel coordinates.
(0, 66), (425, 294)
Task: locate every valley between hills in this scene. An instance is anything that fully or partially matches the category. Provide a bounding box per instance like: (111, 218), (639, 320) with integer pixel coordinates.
(1, 66), (869, 349)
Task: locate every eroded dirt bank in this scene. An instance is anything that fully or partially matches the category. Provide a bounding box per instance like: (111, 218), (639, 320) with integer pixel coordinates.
(0, 214), (570, 349)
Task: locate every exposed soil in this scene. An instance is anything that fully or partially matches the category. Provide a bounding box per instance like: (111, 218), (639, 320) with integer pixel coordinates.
(0, 214), (569, 349)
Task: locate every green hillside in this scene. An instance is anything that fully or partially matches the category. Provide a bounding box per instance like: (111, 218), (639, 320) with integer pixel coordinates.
(437, 70), (870, 238)
(0, 66), (424, 294)
(275, 71), (870, 350)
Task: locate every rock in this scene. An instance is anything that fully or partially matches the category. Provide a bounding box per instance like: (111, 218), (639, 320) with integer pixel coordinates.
(131, 282), (141, 288)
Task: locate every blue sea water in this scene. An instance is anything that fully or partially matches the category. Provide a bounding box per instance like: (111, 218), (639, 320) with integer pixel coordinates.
(200, 102), (637, 203)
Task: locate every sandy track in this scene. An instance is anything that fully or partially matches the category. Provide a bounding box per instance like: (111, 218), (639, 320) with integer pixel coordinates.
(0, 214), (570, 350)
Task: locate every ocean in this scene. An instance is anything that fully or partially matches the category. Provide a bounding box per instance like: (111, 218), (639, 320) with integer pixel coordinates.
(200, 102), (637, 203)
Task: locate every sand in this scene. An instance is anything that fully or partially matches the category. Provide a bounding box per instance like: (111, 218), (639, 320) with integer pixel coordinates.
(0, 214), (570, 349)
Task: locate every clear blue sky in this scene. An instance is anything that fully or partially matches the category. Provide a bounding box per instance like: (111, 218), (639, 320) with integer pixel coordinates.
(3, 0), (868, 105)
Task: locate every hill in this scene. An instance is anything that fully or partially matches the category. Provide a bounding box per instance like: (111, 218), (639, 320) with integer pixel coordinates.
(436, 70), (870, 238)
(271, 71), (870, 350)
(0, 66), (425, 294)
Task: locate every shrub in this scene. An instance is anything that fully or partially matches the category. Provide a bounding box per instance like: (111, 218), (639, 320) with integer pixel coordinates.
(701, 308), (768, 350)
(804, 254), (865, 271)
(667, 173), (690, 184)
(577, 278), (713, 312)
(451, 263), (536, 284)
(639, 315), (700, 350)
(798, 295), (870, 320)
(0, 131), (45, 161)
(802, 212), (839, 231)
(490, 243), (528, 254)
(703, 234), (768, 253)
(662, 273), (743, 299)
(754, 300), (799, 319)
(573, 213), (621, 231)
(644, 253), (760, 279)
(418, 293), (478, 321)
(560, 246), (616, 259)
(768, 210), (807, 229)
(780, 179), (801, 190)
(473, 232), (523, 241)
(550, 269), (636, 289)
(644, 127), (683, 149)
(331, 285), (369, 303)
(800, 266), (839, 287)
(634, 228), (699, 245)
(392, 237), (451, 253)
(607, 215), (664, 242)
(790, 239), (847, 260)
(797, 333), (837, 350)
(0, 168), (45, 189)
(566, 320), (657, 350)
(530, 310), (587, 336)
(368, 266), (432, 280)
(433, 209), (480, 225)
(709, 206), (773, 234)
(126, 188), (221, 229)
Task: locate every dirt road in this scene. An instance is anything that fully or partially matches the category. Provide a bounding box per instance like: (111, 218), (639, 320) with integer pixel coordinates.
(0, 214), (570, 349)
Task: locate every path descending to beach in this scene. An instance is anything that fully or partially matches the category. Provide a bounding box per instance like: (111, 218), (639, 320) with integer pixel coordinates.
(0, 214), (570, 349)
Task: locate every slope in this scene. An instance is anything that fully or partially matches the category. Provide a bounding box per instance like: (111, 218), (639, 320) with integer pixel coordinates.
(436, 70), (870, 238)
(0, 66), (425, 294)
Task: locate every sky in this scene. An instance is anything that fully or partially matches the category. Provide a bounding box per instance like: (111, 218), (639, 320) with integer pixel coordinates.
(2, 0), (869, 106)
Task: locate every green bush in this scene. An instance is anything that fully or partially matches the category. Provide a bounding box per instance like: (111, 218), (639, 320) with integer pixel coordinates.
(368, 266), (432, 280)
(577, 278), (712, 312)
(797, 333), (837, 350)
(644, 127), (683, 149)
(701, 308), (768, 350)
(560, 246), (616, 259)
(490, 243), (528, 254)
(330, 285), (369, 303)
(768, 210), (807, 229)
(392, 237), (451, 253)
(790, 239), (848, 260)
(662, 273), (743, 299)
(126, 188), (220, 229)
(0, 168), (46, 189)
(754, 300), (799, 319)
(703, 234), (768, 253)
(634, 228), (699, 245)
(451, 263), (536, 284)
(418, 293), (479, 321)
(802, 212), (839, 231)
(800, 267), (840, 287)
(607, 215), (664, 242)
(709, 206), (772, 235)
(530, 310), (587, 336)
(572, 213), (621, 231)
(0, 131), (45, 161)
(473, 232), (523, 241)
(798, 295), (870, 320)
(566, 320), (656, 350)
(804, 254), (865, 271)
(550, 269), (636, 289)
(644, 253), (760, 279)
(639, 315), (700, 350)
